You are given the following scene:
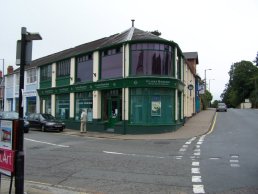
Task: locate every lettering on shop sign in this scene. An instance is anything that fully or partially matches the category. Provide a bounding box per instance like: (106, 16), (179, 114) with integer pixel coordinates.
(145, 80), (171, 86)
(0, 148), (14, 172)
(95, 82), (110, 89)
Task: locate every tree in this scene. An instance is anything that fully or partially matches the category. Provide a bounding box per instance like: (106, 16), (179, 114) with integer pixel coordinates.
(254, 52), (258, 66)
(200, 90), (213, 109)
(221, 60), (258, 107)
(150, 30), (162, 36)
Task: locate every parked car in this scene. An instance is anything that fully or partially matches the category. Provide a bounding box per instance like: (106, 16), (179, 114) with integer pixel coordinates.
(27, 113), (65, 132)
(216, 103), (227, 112)
(0, 111), (30, 133)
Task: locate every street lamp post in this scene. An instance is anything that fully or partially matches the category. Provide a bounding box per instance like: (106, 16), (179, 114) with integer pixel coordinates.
(204, 69), (212, 92)
(16, 27), (42, 194)
(209, 79), (215, 91)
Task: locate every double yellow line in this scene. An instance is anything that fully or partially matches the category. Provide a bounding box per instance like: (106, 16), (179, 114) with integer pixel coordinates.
(207, 112), (217, 135)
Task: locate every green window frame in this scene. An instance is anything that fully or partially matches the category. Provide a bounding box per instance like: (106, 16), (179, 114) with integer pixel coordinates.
(40, 64), (52, 81)
(130, 88), (175, 125)
(55, 94), (70, 120)
(75, 92), (93, 121)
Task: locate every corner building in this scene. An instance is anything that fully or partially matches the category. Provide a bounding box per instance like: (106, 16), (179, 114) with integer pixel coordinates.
(36, 27), (185, 134)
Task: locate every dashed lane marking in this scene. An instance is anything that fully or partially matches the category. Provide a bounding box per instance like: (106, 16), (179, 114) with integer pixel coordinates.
(25, 138), (70, 148)
(193, 185), (205, 193)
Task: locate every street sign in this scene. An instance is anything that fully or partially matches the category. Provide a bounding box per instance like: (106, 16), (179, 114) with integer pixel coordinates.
(16, 40), (32, 66)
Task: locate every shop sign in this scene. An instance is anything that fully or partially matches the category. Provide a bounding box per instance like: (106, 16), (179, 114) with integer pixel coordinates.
(38, 77), (183, 95)
(0, 148), (15, 172)
(0, 120), (14, 176)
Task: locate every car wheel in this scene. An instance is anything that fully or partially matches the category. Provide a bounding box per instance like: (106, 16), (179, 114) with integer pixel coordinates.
(41, 125), (46, 132)
(59, 127), (64, 132)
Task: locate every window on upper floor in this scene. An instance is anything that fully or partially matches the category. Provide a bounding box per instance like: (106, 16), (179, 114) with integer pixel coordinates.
(100, 46), (123, 79)
(130, 43), (174, 77)
(40, 64), (52, 81)
(26, 68), (37, 84)
(57, 59), (70, 77)
(76, 54), (93, 83)
(177, 54), (181, 79)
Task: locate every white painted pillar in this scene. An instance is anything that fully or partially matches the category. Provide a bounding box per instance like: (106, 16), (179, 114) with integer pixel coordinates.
(93, 90), (101, 119)
(175, 89), (178, 121)
(122, 88), (129, 120)
(93, 51), (99, 82)
(42, 100), (46, 113)
(52, 63), (56, 87)
(51, 94), (55, 116)
(70, 93), (74, 118)
(70, 58), (75, 84)
(175, 47), (178, 78)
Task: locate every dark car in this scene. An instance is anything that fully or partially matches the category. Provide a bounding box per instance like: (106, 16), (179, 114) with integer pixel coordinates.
(216, 103), (227, 112)
(0, 111), (30, 133)
(27, 113), (65, 132)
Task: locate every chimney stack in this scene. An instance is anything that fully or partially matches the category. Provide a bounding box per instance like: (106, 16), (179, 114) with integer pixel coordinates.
(131, 19), (135, 27)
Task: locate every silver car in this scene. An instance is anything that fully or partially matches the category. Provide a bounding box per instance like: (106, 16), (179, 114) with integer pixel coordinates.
(216, 103), (227, 112)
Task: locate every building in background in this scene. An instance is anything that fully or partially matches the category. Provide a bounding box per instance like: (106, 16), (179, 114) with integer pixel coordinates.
(4, 65), (39, 115)
(183, 52), (200, 116)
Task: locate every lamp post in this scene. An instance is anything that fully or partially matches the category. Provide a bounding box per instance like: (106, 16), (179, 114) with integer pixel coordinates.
(204, 68), (212, 92)
(16, 27), (42, 194)
(0, 58), (4, 110)
(209, 79), (215, 91)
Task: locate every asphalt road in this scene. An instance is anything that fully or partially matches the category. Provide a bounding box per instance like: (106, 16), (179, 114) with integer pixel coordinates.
(200, 109), (258, 194)
(22, 109), (258, 194)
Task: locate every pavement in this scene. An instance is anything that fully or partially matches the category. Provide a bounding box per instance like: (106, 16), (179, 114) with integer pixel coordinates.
(1, 108), (216, 194)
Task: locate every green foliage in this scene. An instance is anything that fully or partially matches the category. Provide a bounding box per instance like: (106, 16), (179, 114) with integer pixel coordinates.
(200, 90), (213, 109)
(211, 100), (219, 108)
(150, 30), (162, 36)
(221, 60), (258, 108)
(254, 51), (258, 66)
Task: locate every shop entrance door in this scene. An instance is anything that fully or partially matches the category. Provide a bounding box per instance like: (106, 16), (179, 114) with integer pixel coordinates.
(102, 90), (122, 129)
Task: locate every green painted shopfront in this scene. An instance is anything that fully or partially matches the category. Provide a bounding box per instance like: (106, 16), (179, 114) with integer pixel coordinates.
(36, 27), (185, 134)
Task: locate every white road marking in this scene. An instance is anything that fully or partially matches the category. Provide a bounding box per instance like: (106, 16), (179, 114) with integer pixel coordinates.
(175, 156), (183, 160)
(230, 163), (240, 167)
(192, 176), (202, 183)
(103, 151), (165, 159)
(230, 159), (239, 163)
(192, 168), (200, 174)
(197, 141), (203, 145)
(183, 145), (188, 148)
(193, 185), (205, 193)
(209, 157), (220, 160)
(194, 152), (201, 156)
(192, 161), (200, 166)
(179, 148), (186, 152)
(25, 138), (70, 148)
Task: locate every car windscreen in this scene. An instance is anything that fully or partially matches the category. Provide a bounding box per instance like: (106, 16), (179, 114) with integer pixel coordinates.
(41, 114), (55, 120)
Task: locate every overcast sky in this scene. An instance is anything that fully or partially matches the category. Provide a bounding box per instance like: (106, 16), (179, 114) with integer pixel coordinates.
(1, 0), (258, 100)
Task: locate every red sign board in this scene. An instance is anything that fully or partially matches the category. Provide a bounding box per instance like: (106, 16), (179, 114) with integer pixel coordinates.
(0, 148), (15, 172)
